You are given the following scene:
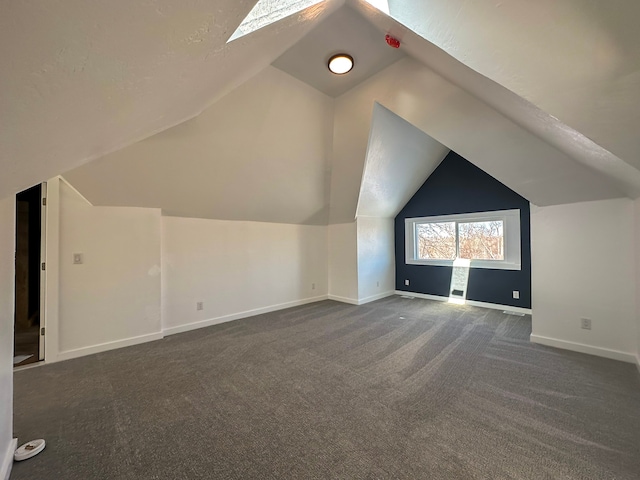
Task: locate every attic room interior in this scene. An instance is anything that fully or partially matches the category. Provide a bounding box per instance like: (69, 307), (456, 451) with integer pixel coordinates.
(1, 0), (640, 478)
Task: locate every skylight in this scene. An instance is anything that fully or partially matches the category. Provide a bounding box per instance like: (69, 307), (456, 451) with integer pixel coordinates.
(228, 0), (325, 42)
(363, 0), (389, 15)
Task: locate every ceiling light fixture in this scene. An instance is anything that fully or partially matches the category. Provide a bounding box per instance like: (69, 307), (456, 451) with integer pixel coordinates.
(328, 54), (354, 75)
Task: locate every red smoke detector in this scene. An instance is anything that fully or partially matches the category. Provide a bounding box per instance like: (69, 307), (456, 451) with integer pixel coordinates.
(385, 34), (401, 48)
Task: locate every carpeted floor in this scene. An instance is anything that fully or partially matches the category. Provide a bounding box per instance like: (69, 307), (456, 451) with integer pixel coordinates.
(11, 298), (640, 479)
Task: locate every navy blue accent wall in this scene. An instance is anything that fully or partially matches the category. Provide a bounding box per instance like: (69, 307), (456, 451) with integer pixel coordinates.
(395, 152), (531, 309)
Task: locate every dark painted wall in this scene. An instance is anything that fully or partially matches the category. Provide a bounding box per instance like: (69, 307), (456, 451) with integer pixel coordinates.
(395, 152), (531, 309)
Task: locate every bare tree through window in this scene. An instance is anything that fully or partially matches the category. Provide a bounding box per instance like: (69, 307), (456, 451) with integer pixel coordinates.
(417, 222), (456, 259)
(416, 220), (504, 261)
(458, 221), (504, 260)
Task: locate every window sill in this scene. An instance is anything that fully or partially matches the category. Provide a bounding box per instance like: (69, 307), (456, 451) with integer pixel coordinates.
(406, 259), (521, 271)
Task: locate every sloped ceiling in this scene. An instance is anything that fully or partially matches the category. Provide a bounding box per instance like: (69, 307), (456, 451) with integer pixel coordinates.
(4, 0), (640, 226)
(352, 0), (640, 191)
(356, 103), (449, 218)
(64, 65), (334, 225)
(0, 0), (344, 199)
(329, 57), (626, 223)
(385, 0), (640, 166)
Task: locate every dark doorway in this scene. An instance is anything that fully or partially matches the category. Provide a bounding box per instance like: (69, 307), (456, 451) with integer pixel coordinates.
(14, 183), (45, 367)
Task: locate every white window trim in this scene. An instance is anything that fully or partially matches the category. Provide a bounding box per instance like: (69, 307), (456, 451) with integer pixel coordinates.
(405, 209), (521, 271)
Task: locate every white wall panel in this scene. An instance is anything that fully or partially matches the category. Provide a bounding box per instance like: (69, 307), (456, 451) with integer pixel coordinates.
(356, 217), (395, 303)
(531, 199), (636, 361)
(162, 216), (328, 333)
(57, 181), (162, 359)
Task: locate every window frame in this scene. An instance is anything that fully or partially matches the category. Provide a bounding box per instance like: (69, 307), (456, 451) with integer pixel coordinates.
(405, 209), (521, 270)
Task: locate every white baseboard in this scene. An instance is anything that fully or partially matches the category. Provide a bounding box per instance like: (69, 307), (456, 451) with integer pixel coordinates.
(530, 334), (636, 364)
(394, 290), (532, 315)
(163, 295), (329, 336)
(327, 295), (359, 305)
(356, 291), (395, 305)
(328, 292), (394, 306)
(1, 438), (17, 480)
(54, 332), (164, 362)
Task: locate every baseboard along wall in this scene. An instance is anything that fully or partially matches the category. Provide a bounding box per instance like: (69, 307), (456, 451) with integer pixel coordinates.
(41, 292), (637, 372)
(163, 295), (329, 336)
(327, 291), (395, 306)
(327, 295), (358, 305)
(53, 332), (164, 363)
(394, 290), (636, 364)
(357, 291), (396, 305)
(394, 290), (532, 315)
(530, 334), (636, 364)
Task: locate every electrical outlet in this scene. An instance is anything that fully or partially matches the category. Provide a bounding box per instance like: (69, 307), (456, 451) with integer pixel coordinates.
(405, 279), (410, 286)
(312, 283), (315, 290)
(580, 318), (592, 330)
(512, 290), (520, 299)
(196, 302), (204, 311)
(73, 253), (83, 265)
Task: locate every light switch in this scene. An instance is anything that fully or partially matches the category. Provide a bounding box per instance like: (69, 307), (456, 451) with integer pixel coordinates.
(73, 253), (83, 264)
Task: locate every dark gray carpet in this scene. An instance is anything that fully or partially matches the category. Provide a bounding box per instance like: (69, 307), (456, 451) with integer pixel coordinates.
(12, 298), (640, 479)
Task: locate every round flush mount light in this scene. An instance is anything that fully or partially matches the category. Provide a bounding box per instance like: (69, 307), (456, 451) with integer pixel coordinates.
(328, 54), (354, 75)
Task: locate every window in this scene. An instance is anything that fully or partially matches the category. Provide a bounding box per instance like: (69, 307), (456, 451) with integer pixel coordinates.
(228, 0), (325, 42)
(458, 220), (503, 260)
(417, 222), (456, 260)
(405, 209), (521, 270)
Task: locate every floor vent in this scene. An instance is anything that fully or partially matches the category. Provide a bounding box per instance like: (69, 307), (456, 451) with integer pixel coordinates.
(503, 310), (525, 317)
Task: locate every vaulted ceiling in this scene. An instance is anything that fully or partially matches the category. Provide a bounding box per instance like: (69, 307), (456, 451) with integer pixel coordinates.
(2, 0), (640, 224)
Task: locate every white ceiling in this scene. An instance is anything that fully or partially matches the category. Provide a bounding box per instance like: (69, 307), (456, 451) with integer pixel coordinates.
(356, 103), (449, 218)
(63, 66), (333, 225)
(3, 0), (640, 225)
(352, 0), (640, 190)
(329, 57), (626, 224)
(272, 5), (404, 97)
(0, 0), (344, 199)
(411, 0), (640, 166)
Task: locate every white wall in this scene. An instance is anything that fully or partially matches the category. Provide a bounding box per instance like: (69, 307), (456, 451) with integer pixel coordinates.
(0, 196), (16, 479)
(328, 222), (358, 304)
(356, 217), (395, 303)
(162, 217), (328, 334)
(356, 103), (448, 218)
(56, 181), (162, 361)
(64, 65), (334, 226)
(531, 198), (637, 362)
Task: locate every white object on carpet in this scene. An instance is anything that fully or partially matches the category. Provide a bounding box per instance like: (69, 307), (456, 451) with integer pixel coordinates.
(14, 439), (46, 462)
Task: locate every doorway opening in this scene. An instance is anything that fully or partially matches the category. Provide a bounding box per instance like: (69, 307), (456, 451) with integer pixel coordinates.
(14, 183), (46, 367)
